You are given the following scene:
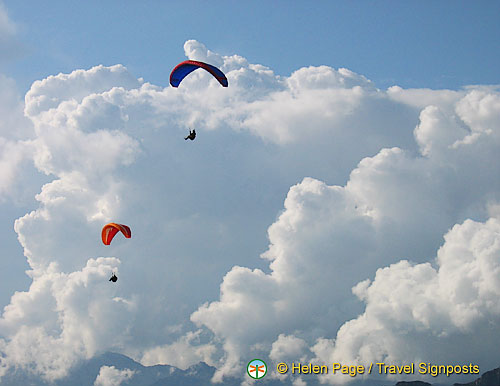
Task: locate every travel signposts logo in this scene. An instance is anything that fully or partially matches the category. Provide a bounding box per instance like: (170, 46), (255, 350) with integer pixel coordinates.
(247, 359), (267, 379)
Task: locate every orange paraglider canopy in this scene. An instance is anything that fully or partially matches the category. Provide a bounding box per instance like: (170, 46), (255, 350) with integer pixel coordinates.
(101, 223), (131, 245)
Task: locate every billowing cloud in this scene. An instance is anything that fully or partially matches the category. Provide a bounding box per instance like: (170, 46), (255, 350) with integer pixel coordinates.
(183, 40), (224, 68)
(0, 40), (498, 384)
(0, 74), (36, 201)
(141, 330), (216, 370)
(189, 73), (500, 382)
(94, 365), (135, 386)
(269, 334), (309, 364)
(312, 217), (500, 383)
(0, 258), (134, 381)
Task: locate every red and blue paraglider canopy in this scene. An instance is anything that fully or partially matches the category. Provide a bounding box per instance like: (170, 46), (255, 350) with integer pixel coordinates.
(169, 60), (228, 88)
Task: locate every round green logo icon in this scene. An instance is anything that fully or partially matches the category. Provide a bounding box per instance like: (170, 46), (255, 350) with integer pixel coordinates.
(247, 359), (267, 379)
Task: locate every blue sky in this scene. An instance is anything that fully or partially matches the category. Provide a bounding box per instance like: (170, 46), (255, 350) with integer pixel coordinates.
(0, 2), (499, 385)
(3, 1), (500, 92)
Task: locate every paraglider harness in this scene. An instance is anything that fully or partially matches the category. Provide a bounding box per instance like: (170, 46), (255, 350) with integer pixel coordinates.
(185, 129), (196, 141)
(109, 273), (118, 282)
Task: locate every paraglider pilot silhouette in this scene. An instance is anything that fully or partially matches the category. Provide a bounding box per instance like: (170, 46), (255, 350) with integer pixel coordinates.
(109, 272), (118, 282)
(184, 129), (196, 141)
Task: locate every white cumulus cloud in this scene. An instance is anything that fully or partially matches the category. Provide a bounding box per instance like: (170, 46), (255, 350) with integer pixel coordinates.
(0, 40), (498, 385)
(189, 77), (500, 382)
(94, 365), (135, 386)
(312, 217), (500, 383)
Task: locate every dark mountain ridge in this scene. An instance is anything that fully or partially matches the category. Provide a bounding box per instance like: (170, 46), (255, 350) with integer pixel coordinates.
(0, 353), (497, 386)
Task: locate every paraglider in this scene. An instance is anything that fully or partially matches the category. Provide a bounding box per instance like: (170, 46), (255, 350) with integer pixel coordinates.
(170, 60), (228, 88)
(184, 129), (196, 141)
(109, 272), (118, 282)
(101, 223), (131, 245)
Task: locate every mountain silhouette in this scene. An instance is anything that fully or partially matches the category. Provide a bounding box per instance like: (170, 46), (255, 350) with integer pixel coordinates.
(0, 354), (497, 386)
